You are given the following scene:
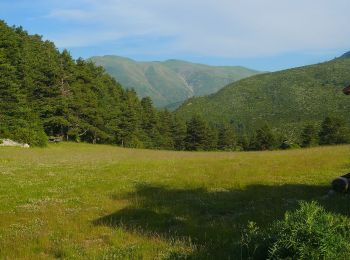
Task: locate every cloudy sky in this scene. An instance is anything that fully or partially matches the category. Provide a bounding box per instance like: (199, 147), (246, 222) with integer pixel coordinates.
(1, 0), (349, 71)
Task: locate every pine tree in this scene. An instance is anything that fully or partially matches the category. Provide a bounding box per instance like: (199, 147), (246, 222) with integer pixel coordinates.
(319, 117), (349, 145)
(171, 116), (187, 150)
(140, 97), (160, 148)
(206, 125), (218, 150)
(218, 124), (236, 150)
(158, 109), (175, 149)
(116, 90), (143, 147)
(250, 124), (276, 151)
(300, 124), (319, 147)
(185, 115), (211, 151)
(0, 49), (46, 146)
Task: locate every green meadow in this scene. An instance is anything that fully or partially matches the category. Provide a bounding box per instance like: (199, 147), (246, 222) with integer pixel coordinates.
(1, 143), (350, 259)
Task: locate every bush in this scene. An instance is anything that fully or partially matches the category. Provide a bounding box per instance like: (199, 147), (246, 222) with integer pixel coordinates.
(0, 114), (47, 147)
(10, 127), (47, 147)
(279, 140), (301, 150)
(242, 201), (350, 259)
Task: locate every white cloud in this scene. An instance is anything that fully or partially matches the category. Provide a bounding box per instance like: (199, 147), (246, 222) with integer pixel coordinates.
(43, 0), (350, 57)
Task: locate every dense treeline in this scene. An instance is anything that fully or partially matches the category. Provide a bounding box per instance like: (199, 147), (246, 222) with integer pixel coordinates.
(242, 116), (350, 151)
(1, 20), (349, 151)
(171, 115), (350, 152)
(0, 21), (185, 148)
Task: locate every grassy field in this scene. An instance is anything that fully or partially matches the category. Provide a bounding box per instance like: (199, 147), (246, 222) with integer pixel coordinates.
(1, 143), (350, 259)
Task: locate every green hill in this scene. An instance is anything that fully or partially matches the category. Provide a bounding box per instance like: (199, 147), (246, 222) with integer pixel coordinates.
(176, 56), (350, 136)
(89, 55), (261, 108)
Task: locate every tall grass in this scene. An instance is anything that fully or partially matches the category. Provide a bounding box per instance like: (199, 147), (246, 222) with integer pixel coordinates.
(0, 143), (349, 258)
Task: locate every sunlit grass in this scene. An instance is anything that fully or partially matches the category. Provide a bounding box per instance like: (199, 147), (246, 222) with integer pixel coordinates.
(0, 143), (350, 258)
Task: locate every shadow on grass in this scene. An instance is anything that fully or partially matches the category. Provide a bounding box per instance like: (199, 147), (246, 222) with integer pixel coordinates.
(93, 184), (350, 259)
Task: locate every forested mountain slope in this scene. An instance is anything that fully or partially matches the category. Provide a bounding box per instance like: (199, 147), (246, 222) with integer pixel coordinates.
(0, 21), (183, 148)
(176, 56), (350, 135)
(90, 55), (261, 108)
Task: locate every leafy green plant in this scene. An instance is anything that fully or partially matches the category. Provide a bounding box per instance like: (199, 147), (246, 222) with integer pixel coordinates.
(241, 221), (269, 260)
(242, 201), (350, 259)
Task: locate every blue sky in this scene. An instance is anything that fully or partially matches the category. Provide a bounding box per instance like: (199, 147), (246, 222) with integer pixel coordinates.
(1, 0), (349, 71)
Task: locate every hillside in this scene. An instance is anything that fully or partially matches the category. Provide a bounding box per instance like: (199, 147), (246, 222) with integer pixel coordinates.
(0, 20), (186, 149)
(90, 55), (261, 108)
(1, 142), (349, 258)
(176, 56), (350, 136)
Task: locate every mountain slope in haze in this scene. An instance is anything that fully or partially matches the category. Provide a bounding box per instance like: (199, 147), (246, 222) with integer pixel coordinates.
(176, 55), (350, 135)
(90, 55), (261, 108)
(340, 51), (350, 58)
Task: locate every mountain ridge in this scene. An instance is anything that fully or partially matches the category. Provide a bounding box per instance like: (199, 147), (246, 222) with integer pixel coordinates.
(89, 55), (261, 108)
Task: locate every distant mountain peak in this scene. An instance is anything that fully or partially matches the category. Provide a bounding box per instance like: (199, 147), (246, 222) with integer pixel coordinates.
(90, 55), (261, 108)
